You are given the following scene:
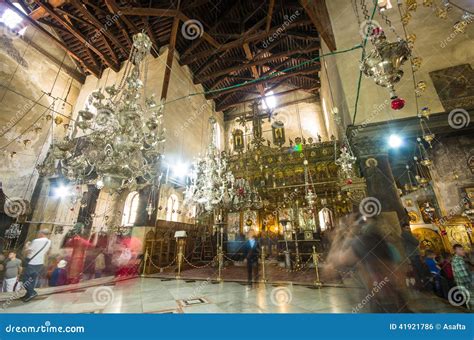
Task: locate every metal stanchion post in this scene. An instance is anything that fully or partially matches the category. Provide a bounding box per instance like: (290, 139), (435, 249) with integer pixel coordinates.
(141, 248), (149, 277)
(176, 240), (184, 279)
(260, 245), (267, 283)
(312, 245), (322, 287)
(217, 246), (224, 282)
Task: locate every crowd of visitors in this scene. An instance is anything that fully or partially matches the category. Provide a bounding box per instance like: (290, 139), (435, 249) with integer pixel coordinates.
(0, 229), (140, 300)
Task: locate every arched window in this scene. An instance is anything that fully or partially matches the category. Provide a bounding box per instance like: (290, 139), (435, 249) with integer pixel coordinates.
(166, 194), (179, 222)
(213, 122), (221, 150)
(122, 191), (139, 226)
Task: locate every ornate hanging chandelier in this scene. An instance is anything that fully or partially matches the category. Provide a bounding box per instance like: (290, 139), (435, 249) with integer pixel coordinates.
(39, 33), (165, 192)
(360, 28), (411, 110)
(231, 178), (263, 210)
(184, 117), (234, 212)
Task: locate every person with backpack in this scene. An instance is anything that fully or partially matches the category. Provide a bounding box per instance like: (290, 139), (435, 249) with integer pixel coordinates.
(21, 229), (51, 302)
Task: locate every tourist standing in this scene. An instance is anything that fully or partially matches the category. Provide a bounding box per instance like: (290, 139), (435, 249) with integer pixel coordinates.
(2, 251), (22, 292)
(243, 229), (260, 285)
(452, 244), (471, 290)
(22, 229), (51, 302)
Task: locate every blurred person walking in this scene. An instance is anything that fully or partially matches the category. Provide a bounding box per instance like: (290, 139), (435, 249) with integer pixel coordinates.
(243, 229), (260, 285)
(325, 214), (409, 312)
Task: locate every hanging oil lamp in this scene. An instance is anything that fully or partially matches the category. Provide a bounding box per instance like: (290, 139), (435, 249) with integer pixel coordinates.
(360, 28), (411, 111)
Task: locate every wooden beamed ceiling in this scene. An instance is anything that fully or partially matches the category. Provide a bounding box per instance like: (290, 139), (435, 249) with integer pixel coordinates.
(5, 0), (336, 113)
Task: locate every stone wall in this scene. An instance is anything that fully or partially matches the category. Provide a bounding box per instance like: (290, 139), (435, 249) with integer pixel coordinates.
(430, 135), (474, 215)
(223, 85), (329, 153)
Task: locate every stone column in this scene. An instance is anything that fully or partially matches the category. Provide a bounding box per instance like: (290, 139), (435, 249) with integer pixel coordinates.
(354, 137), (408, 225)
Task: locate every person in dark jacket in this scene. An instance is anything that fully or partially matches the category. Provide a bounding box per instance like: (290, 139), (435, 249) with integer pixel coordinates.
(243, 229), (260, 285)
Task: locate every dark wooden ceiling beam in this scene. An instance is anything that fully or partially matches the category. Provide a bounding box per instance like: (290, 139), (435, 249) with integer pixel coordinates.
(298, 0), (336, 51)
(181, 1), (241, 57)
(206, 65), (320, 99)
(104, 0), (159, 57)
(117, 7), (180, 18)
(70, 0), (128, 57)
(265, 0), (275, 32)
(180, 19), (312, 64)
(32, 0), (120, 72)
(3, 0), (99, 77)
(196, 45), (320, 84)
(222, 89), (318, 118)
(218, 86), (314, 112)
(161, 15), (180, 100)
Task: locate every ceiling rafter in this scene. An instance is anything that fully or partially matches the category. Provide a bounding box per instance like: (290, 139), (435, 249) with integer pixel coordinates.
(32, 0), (120, 72)
(180, 19), (312, 64)
(3, 0), (100, 77)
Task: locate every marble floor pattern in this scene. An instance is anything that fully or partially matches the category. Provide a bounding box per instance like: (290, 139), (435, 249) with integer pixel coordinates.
(0, 277), (465, 314)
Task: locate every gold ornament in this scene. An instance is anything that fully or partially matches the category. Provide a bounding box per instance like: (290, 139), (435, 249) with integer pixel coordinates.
(45, 114), (53, 121)
(417, 80), (427, 91)
(401, 12), (412, 25)
(420, 107), (431, 119)
(54, 115), (64, 125)
(453, 21), (468, 34)
(412, 57), (422, 71)
(23, 139), (31, 147)
(422, 0), (433, 7)
(435, 7), (448, 19)
(405, 0), (417, 11)
(34, 126), (42, 134)
(407, 33), (416, 45)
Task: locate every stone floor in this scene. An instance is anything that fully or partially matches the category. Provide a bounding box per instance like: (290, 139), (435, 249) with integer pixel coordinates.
(0, 277), (466, 314)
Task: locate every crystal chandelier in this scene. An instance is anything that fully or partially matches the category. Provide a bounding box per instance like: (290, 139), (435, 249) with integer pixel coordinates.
(335, 145), (357, 184)
(184, 117), (234, 212)
(231, 178), (263, 210)
(40, 33), (165, 191)
(360, 28), (411, 110)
